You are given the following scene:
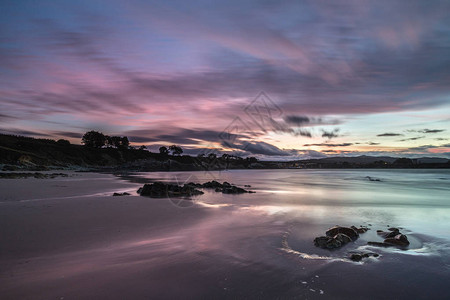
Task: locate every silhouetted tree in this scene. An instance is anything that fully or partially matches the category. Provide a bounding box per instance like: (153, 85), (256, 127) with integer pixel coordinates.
(139, 145), (147, 151)
(56, 139), (70, 146)
(169, 145), (183, 156)
(247, 157), (258, 163)
(159, 146), (169, 155)
(82, 131), (107, 148)
(121, 136), (130, 149)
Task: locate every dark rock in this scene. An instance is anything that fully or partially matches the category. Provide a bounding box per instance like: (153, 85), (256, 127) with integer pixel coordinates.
(349, 252), (379, 261)
(202, 180), (223, 188)
(222, 186), (247, 194)
(137, 187), (143, 194)
(377, 228), (400, 239)
(244, 185), (251, 187)
(377, 229), (399, 238)
(334, 233), (352, 245)
(139, 182), (204, 198)
(384, 234), (409, 246)
(326, 226), (359, 241)
(314, 236), (342, 249)
(186, 182), (202, 188)
(113, 192), (131, 196)
(350, 253), (363, 261)
(185, 181), (253, 194)
(351, 226), (369, 234)
(314, 236), (330, 248)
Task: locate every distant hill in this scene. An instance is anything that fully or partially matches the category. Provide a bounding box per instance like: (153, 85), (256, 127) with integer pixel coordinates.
(0, 133), (157, 169)
(0, 134), (257, 171)
(1, 134), (449, 170)
(289, 155), (449, 168)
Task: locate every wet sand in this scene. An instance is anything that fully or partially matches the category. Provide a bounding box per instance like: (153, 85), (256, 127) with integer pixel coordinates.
(1, 171), (449, 299)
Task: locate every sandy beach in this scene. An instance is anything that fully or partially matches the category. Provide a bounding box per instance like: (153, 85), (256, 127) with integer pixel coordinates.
(1, 170), (449, 299)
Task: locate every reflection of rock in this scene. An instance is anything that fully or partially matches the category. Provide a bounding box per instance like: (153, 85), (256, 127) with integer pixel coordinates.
(113, 192), (131, 196)
(138, 182), (204, 198)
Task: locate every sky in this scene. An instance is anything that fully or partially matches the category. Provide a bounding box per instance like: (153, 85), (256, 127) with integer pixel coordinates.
(0, 0), (449, 160)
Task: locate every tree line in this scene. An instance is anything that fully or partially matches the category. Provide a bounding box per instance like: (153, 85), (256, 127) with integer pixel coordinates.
(81, 131), (130, 149)
(81, 131), (257, 163)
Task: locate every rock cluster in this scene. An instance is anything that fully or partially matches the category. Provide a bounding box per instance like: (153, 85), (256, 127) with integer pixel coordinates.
(314, 225), (369, 249)
(187, 180), (254, 194)
(368, 228), (410, 247)
(137, 180), (253, 198)
(138, 182), (204, 198)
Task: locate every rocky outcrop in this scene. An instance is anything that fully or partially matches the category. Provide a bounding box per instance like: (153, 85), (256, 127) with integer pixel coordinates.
(314, 225), (369, 249)
(138, 181), (253, 198)
(325, 226), (363, 241)
(314, 236), (343, 249)
(188, 181), (254, 194)
(138, 182), (204, 198)
(369, 228), (410, 247)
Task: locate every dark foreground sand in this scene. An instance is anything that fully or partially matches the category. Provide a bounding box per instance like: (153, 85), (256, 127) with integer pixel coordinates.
(0, 172), (449, 299)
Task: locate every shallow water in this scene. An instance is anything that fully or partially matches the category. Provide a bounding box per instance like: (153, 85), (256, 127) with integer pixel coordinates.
(122, 169), (450, 298)
(133, 169), (450, 237)
(2, 169), (450, 299)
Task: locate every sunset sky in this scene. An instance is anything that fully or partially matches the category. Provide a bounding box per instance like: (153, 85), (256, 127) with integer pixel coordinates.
(1, 0), (449, 159)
